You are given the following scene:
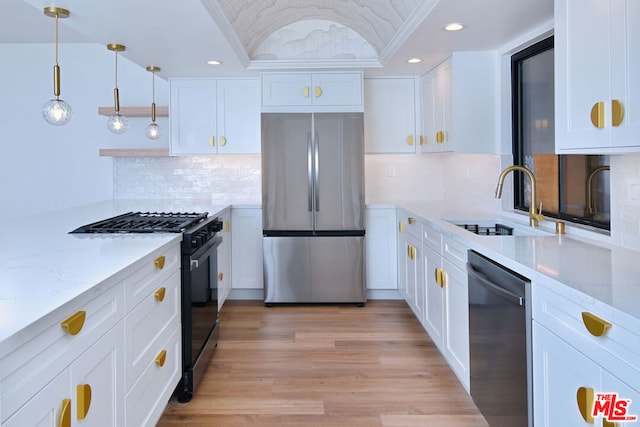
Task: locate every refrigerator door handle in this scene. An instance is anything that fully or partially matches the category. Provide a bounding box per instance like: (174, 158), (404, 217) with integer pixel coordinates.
(307, 132), (313, 212)
(314, 131), (320, 212)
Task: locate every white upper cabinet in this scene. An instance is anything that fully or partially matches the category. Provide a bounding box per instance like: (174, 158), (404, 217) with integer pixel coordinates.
(555, 0), (640, 153)
(364, 77), (419, 154)
(420, 52), (498, 154)
(170, 79), (261, 155)
(261, 72), (363, 112)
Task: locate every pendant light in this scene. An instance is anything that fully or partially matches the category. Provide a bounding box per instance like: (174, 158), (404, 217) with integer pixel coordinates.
(42, 7), (72, 126)
(106, 44), (128, 134)
(145, 66), (161, 139)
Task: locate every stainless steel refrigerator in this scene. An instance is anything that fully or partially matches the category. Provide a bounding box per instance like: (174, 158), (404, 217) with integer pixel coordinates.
(262, 112), (366, 304)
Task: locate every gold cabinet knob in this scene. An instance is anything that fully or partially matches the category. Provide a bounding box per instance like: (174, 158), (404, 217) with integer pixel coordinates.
(436, 130), (445, 143)
(407, 135), (414, 145)
(155, 350), (167, 367)
(208, 136), (215, 146)
(303, 86), (310, 98)
(590, 101), (605, 129)
(612, 99), (624, 127)
(419, 135), (424, 145)
(219, 136), (227, 146)
(408, 217), (415, 224)
(315, 86), (322, 97)
(218, 272), (224, 281)
(60, 398), (72, 427)
(77, 384), (92, 420)
(155, 287), (166, 302)
(61, 310), (86, 336)
(399, 221), (405, 233)
(154, 255), (166, 270)
(581, 311), (612, 337)
(577, 386), (595, 423)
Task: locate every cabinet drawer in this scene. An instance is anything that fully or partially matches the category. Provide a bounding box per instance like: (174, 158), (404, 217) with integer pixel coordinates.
(125, 326), (181, 427)
(533, 283), (640, 389)
(423, 225), (442, 253)
(443, 236), (467, 269)
(124, 270), (180, 391)
(398, 210), (422, 240)
(123, 243), (180, 312)
(1, 281), (124, 422)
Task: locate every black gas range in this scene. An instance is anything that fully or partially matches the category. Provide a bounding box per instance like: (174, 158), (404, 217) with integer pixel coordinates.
(71, 211), (223, 402)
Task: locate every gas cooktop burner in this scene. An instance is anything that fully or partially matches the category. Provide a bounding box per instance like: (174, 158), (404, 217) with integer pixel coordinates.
(456, 223), (514, 236)
(70, 211), (209, 234)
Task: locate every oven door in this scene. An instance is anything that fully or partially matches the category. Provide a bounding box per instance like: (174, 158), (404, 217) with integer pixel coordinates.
(179, 235), (222, 402)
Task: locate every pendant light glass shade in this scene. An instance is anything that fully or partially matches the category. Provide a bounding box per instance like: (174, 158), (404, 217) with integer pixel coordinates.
(145, 66), (161, 140)
(106, 44), (128, 134)
(42, 7), (72, 126)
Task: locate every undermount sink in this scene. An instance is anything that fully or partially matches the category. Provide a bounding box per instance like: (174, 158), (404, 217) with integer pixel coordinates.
(444, 218), (552, 237)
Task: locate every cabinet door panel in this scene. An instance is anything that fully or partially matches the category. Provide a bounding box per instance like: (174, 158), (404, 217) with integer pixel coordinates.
(365, 208), (398, 290)
(311, 73), (362, 107)
(216, 80), (260, 154)
(443, 259), (470, 392)
(423, 246), (444, 351)
(262, 74), (312, 107)
(533, 322), (601, 426)
(71, 323), (124, 427)
(170, 80), (217, 154)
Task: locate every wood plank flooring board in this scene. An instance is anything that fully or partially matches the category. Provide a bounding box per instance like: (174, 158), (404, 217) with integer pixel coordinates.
(157, 300), (488, 427)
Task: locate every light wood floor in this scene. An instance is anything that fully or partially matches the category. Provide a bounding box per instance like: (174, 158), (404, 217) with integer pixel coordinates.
(157, 300), (488, 427)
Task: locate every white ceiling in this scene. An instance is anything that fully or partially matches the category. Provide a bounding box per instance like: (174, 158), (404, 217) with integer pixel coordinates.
(2, 0), (553, 79)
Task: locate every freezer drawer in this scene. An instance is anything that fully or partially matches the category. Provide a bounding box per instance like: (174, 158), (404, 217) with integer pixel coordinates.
(263, 236), (366, 304)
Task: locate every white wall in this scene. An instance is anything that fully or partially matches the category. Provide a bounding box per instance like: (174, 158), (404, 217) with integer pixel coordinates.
(0, 43), (169, 221)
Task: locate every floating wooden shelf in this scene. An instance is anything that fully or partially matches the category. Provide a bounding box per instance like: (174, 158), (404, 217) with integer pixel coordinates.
(97, 106), (169, 117)
(99, 148), (170, 157)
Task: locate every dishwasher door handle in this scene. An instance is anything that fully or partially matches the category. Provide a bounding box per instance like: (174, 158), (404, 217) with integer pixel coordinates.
(467, 263), (525, 306)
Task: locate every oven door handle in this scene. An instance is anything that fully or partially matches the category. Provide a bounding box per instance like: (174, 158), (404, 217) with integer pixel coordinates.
(189, 236), (222, 270)
(467, 262), (525, 306)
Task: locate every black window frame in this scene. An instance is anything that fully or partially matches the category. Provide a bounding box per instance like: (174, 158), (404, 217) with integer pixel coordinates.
(511, 36), (610, 231)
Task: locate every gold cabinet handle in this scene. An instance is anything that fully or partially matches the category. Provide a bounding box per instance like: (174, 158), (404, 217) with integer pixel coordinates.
(315, 86), (322, 97)
(419, 135), (424, 146)
(155, 287), (166, 302)
(408, 217), (415, 225)
(219, 136), (227, 146)
(155, 350), (167, 367)
(440, 269), (446, 288)
(407, 245), (416, 260)
(434, 268), (440, 285)
(208, 136), (215, 146)
(611, 99), (624, 127)
(399, 221), (405, 233)
(60, 398), (72, 427)
(303, 86), (310, 98)
(436, 130), (445, 143)
(154, 255), (166, 270)
(591, 101), (605, 129)
(224, 220), (230, 232)
(407, 135), (414, 146)
(581, 312), (612, 337)
(218, 272), (223, 281)
(61, 311), (86, 336)
(77, 384), (92, 420)
(577, 386), (595, 423)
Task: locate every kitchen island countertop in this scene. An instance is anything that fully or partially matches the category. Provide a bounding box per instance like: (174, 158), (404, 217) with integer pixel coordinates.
(0, 200), (230, 355)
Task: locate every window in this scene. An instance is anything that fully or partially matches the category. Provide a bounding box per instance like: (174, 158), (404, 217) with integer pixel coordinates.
(511, 37), (610, 230)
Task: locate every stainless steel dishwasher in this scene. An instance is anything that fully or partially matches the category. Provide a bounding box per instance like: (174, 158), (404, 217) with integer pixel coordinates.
(467, 250), (532, 427)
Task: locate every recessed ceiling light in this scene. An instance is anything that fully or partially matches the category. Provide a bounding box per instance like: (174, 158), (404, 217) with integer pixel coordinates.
(207, 60), (222, 65)
(443, 23), (465, 31)
(407, 58), (422, 64)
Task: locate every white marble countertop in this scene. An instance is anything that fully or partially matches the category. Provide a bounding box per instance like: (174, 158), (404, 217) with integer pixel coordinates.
(393, 200), (640, 324)
(0, 200), (230, 351)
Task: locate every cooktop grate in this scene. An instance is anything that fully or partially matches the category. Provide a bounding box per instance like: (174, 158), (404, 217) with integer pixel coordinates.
(70, 211), (208, 233)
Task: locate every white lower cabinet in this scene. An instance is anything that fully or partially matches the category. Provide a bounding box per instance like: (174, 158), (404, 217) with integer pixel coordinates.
(231, 207), (263, 290)
(365, 207), (398, 290)
(421, 226), (470, 392)
(216, 209), (232, 310)
(532, 279), (640, 426)
(1, 242), (181, 427)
